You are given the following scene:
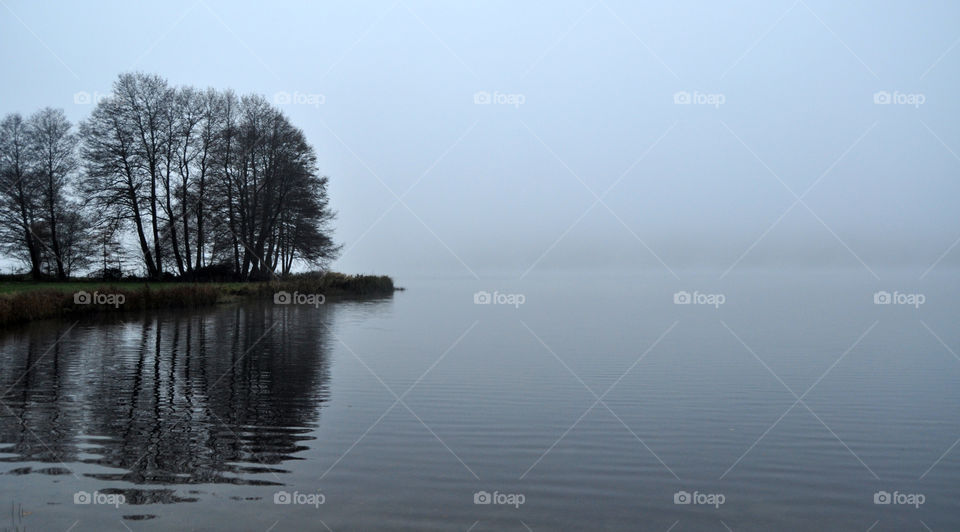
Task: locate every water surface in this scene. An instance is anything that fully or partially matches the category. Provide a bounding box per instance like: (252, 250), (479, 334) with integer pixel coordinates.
(1, 271), (958, 530)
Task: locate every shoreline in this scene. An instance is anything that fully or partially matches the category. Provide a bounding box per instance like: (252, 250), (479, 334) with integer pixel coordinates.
(0, 273), (397, 328)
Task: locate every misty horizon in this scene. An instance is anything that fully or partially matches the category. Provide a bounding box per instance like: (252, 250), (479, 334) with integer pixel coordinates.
(2, 1), (958, 279)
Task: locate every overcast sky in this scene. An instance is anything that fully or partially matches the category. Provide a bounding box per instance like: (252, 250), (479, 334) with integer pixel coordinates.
(2, 0), (958, 279)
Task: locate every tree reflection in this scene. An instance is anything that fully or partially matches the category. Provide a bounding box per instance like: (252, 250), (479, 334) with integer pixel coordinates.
(0, 301), (335, 487)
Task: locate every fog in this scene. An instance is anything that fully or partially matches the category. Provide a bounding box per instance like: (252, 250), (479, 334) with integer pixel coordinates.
(2, 0), (958, 279)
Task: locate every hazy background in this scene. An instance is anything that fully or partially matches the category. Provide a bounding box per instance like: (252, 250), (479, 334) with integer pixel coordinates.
(2, 0), (958, 279)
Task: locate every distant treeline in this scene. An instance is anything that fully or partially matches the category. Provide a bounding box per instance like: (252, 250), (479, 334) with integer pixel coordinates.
(0, 72), (339, 281)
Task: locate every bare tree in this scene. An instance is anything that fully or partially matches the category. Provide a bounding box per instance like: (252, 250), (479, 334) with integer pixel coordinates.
(79, 95), (159, 278)
(26, 108), (77, 279)
(113, 72), (172, 278)
(208, 95), (339, 279)
(0, 113), (43, 278)
(73, 72), (340, 280)
(191, 88), (223, 271)
(57, 203), (96, 276)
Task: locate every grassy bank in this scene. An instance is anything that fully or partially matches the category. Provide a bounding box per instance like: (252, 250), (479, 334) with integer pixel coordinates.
(219, 272), (397, 298)
(0, 273), (396, 328)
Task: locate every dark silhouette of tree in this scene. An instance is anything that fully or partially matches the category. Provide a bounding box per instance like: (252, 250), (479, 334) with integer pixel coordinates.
(73, 73), (340, 280)
(26, 108), (78, 279)
(0, 110), (87, 279)
(207, 94), (340, 280)
(79, 93), (160, 278)
(3, 72), (339, 280)
(112, 72), (171, 278)
(0, 113), (43, 278)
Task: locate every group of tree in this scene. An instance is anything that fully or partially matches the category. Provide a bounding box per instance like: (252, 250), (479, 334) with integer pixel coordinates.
(0, 72), (339, 281)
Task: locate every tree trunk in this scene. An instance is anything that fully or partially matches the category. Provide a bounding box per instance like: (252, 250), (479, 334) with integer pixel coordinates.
(46, 171), (65, 280)
(149, 161), (162, 278)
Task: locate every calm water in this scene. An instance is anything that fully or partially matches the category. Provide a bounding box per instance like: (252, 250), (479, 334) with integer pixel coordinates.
(1, 271), (958, 531)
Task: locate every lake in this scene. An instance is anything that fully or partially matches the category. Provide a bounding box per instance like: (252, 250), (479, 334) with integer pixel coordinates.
(1, 271), (958, 530)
